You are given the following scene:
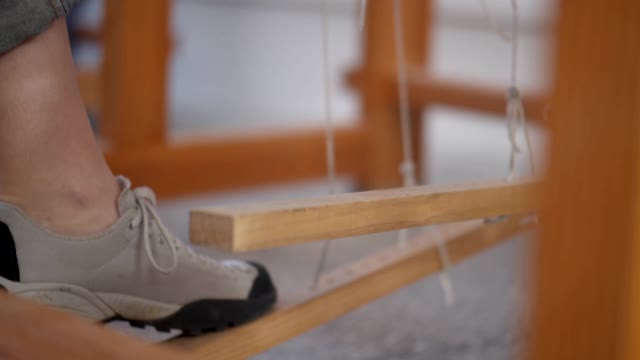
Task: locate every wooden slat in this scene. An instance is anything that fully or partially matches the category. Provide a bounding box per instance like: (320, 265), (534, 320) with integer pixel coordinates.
(106, 127), (366, 199)
(190, 179), (537, 251)
(0, 292), (183, 360)
(171, 217), (531, 360)
(346, 70), (547, 121)
(529, 0), (640, 359)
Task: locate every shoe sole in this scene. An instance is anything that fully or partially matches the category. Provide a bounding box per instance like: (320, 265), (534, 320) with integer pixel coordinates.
(0, 277), (276, 335)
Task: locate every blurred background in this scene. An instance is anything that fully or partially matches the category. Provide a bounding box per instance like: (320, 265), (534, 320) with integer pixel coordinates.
(68, 1), (554, 358)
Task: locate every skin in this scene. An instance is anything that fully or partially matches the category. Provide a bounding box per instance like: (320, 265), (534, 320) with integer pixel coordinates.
(0, 19), (119, 235)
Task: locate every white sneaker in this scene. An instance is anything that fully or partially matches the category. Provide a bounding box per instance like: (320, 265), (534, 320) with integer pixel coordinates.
(0, 177), (276, 334)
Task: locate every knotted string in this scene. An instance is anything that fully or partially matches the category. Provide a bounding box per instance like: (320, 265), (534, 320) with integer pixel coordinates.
(481, 0), (536, 179)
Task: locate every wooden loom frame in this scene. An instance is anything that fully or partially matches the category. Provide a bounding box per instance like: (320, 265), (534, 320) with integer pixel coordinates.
(85, 0), (545, 198)
(3, 1), (640, 360)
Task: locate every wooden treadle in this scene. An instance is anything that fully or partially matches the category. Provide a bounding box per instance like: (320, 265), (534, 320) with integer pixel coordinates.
(0, 292), (183, 360)
(190, 179), (538, 251)
(169, 217), (533, 359)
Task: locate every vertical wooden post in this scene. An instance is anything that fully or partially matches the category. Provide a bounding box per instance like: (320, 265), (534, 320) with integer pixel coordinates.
(101, 0), (170, 150)
(626, 132), (640, 359)
(529, 1), (640, 359)
(360, 0), (430, 189)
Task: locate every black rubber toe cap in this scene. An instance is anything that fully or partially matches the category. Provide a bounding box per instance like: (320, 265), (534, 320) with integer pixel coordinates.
(248, 261), (277, 300)
(132, 263), (278, 334)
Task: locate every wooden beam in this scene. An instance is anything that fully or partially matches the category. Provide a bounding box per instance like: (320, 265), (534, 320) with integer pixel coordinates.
(626, 121), (640, 360)
(346, 70), (547, 121)
(0, 292), (183, 360)
(359, 0), (431, 189)
(72, 26), (103, 43)
(529, 0), (640, 359)
(171, 218), (531, 360)
(101, 0), (170, 149)
(190, 179), (538, 251)
(106, 127), (366, 199)
(406, 77), (547, 121)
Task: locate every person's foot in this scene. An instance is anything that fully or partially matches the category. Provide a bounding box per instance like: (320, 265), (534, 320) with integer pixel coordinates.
(0, 177), (276, 334)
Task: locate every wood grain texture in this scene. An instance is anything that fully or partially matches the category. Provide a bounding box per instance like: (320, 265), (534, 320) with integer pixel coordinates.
(172, 218), (531, 360)
(106, 127), (366, 199)
(0, 292), (184, 360)
(528, 0), (640, 359)
(190, 179), (537, 251)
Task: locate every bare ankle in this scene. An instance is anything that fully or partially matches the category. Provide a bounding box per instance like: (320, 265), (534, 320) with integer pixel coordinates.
(2, 179), (120, 237)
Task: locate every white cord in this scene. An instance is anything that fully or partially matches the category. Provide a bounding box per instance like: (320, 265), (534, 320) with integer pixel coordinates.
(509, 0), (519, 88)
(311, 0), (337, 290)
(321, 1), (337, 192)
(434, 229), (456, 307)
(391, 0), (422, 252)
(392, 0), (417, 189)
(482, 0), (535, 179)
(483, 4), (538, 348)
(507, 0), (535, 179)
(392, 0), (418, 249)
(358, 0), (367, 31)
(392, 0), (455, 307)
(393, 0), (416, 249)
(480, 0), (512, 43)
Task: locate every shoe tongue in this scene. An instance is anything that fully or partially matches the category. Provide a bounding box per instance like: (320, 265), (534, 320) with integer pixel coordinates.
(116, 176), (137, 216)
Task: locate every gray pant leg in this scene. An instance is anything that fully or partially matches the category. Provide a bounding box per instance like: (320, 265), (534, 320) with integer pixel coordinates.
(0, 0), (81, 53)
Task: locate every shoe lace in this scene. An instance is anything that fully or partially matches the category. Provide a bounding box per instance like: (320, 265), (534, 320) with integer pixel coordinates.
(128, 186), (255, 275)
(129, 187), (198, 273)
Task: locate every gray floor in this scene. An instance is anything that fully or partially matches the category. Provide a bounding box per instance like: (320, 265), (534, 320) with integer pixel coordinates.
(86, 1), (553, 358)
(252, 236), (531, 360)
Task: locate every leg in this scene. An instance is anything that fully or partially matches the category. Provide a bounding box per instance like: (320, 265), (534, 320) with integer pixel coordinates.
(0, 4), (276, 333)
(0, 19), (119, 235)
